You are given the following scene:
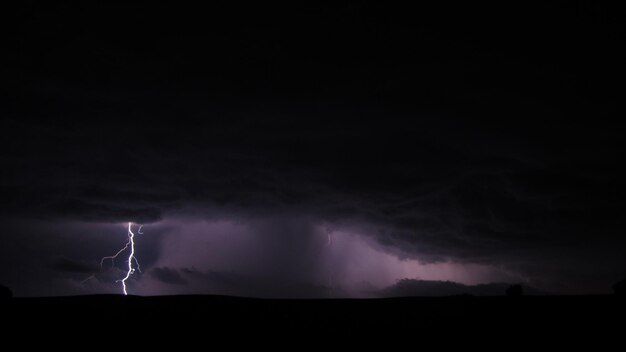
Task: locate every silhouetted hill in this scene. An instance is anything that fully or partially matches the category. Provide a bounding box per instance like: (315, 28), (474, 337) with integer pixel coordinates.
(2, 294), (623, 348)
(614, 279), (626, 295)
(0, 284), (12, 299)
(381, 279), (547, 297)
(506, 284), (524, 296)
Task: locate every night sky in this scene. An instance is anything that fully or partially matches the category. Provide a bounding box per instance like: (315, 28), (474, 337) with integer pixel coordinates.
(1, 1), (625, 297)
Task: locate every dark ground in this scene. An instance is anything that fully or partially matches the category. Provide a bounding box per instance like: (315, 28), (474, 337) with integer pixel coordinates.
(2, 295), (624, 347)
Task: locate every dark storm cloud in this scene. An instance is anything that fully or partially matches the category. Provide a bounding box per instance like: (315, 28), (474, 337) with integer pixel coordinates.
(48, 257), (97, 274)
(173, 267), (333, 298)
(1, 2), (625, 294)
(150, 267), (187, 285)
(2, 87), (625, 293)
(180, 268), (239, 287)
(48, 199), (163, 223)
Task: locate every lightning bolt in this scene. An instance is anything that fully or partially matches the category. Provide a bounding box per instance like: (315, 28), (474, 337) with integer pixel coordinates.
(118, 222), (139, 295)
(93, 222), (143, 295)
(100, 224), (143, 273)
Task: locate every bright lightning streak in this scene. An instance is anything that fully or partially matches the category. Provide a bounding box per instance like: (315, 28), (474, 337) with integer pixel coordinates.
(117, 222), (138, 295)
(95, 222), (142, 295)
(100, 224), (143, 273)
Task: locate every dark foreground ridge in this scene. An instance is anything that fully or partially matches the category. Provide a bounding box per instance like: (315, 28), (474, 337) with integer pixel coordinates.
(2, 294), (624, 345)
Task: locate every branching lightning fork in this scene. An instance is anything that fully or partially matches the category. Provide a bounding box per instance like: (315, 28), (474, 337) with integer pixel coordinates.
(97, 222), (143, 295)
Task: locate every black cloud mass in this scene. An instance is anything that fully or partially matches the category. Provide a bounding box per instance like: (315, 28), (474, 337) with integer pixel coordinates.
(1, 2), (625, 296)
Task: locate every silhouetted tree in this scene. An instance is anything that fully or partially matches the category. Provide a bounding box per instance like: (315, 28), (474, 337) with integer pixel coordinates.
(0, 284), (12, 299)
(613, 279), (626, 296)
(506, 284), (523, 297)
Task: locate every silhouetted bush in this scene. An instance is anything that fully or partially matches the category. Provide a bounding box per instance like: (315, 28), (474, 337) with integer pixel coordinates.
(506, 284), (523, 297)
(0, 284), (12, 299)
(613, 279), (626, 296)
